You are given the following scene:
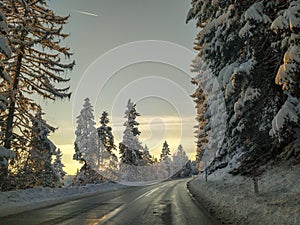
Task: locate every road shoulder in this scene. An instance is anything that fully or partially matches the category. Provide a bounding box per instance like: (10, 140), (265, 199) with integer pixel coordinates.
(187, 162), (300, 225)
(0, 182), (127, 217)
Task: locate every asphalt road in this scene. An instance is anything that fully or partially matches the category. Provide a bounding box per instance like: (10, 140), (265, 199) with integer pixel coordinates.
(0, 179), (218, 225)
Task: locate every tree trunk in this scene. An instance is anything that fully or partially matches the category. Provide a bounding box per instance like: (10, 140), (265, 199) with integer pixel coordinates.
(4, 52), (23, 150)
(1, 51), (24, 182)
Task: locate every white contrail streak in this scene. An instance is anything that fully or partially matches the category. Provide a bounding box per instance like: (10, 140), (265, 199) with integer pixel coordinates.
(72, 10), (98, 17)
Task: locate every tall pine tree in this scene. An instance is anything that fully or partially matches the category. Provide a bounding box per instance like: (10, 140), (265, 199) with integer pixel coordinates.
(53, 148), (66, 187)
(173, 144), (189, 173)
(119, 99), (143, 166)
(141, 145), (154, 166)
(72, 98), (106, 185)
(24, 109), (59, 188)
(160, 140), (170, 161)
(98, 111), (116, 152)
(160, 140), (172, 177)
(97, 111), (116, 170)
(73, 98), (98, 168)
(119, 99), (143, 181)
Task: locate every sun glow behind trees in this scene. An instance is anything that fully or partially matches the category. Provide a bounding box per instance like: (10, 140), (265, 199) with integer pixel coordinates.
(47, 110), (197, 175)
(55, 113), (197, 175)
(72, 98), (192, 182)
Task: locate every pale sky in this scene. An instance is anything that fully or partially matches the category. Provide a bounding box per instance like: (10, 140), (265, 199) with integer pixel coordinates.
(41, 0), (198, 174)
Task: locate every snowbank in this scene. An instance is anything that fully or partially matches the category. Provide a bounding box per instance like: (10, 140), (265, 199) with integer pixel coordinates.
(0, 182), (127, 217)
(188, 163), (300, 225)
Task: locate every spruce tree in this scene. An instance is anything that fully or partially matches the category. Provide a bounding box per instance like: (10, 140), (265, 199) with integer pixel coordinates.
(73, 98), (98, 168)
(159, 141), (172, 177)
(72, 98), (106, 185)
(97, 111), (116, 170)
(160, 140), (170, 161)
(187, 0), (300, 175)
(25, 109), (59, 188)
(119, 99), (143, 181)
(53, 148), (66, 187)
(269, 1), (300, 143)
(173, 144), (189, 172)
(141, 145), (153, 166)
(191, 78), (208, 172)
(119, 99), (143, 166)
(98, 111), (116, 153)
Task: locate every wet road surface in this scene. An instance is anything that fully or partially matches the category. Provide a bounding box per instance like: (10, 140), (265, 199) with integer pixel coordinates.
(0, 179), (218, 225)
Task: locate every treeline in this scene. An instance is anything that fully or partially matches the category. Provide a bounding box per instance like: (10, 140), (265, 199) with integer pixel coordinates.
(72, 98), (194, 185)
(0, 1), (73, 191)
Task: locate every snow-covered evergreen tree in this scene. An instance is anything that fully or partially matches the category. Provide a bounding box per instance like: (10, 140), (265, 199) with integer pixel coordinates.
(141, 145), (154, 166)
(269, 1), (300, 144)
(191, 58), (227, 172)
(24, 109), (59, 188)
(72, 98), (106, 185)
(159, 141), (173, 177)
(53, 148), (66, 187)
(191, 77), (208, 172)
(73, 98), (98, 168)
(161, 155), (173, 178)
(0, 0), (74, 183)
(98, 111), (116, 153)
(173, 144), (189, 173)
(160, 140), (170, 161)
(187, 0), (300, 175)
(119, 99), (143, 166)
(119, 99), (143, 181)
(71, 163), (105, 186)
(133, 144), (157, 181)
(97, 111), (116, 171)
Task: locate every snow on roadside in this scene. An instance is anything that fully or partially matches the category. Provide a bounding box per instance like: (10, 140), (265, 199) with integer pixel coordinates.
(0, 182), (127, 217)
(188, 162), (300, 225)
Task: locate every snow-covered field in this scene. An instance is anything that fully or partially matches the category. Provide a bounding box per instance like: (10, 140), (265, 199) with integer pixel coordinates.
(0, 182), (127, 217)
(188, 162), (300, 225)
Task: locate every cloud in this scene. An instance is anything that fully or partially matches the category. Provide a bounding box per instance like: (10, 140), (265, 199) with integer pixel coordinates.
(111, 115), (195, 130)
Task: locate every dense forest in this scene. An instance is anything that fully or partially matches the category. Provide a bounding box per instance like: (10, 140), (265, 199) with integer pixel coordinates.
(188, 0), (300, 177)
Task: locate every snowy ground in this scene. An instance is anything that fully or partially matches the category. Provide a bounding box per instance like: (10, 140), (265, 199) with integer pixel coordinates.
(0, 182), (127, 217)
(188, 162), (300, 225)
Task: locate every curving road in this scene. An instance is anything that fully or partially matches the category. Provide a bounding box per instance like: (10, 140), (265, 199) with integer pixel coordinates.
(0, 179), (218, 225)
